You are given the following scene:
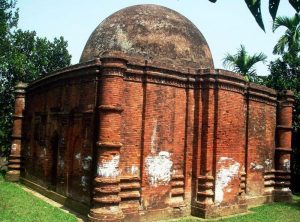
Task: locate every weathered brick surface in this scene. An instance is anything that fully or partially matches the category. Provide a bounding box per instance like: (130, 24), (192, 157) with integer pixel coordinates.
(7, 4), (294, 222)
(9, 59), (293, 221)
(20, 66), (98, 205)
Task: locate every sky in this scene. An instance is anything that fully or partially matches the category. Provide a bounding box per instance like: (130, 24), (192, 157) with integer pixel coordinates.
(17, 0), (296, 76)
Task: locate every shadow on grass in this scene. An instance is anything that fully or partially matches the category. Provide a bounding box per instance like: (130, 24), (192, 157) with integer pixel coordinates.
(0, 170), (6, 179)
(281, 194), (300, 210)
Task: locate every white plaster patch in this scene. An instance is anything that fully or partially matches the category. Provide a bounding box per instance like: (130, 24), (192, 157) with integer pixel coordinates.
(283, 159), (290, 171)
(145, 151), (173, 187)
(150, 120), (158, 154)
(282, 188), (291, 192)
(215, 157), (240, 204)
(126, 166), (139, 175)
(250, 162), (264, 171)
(226, 188), (232, 193)
(264, 159), (272, 170)
(75, 153), (81, 160)
(97, 155), (120, 178)
(11, 144), (17, 151)
(39, 147), (47, 158)
(82, 156), (92, 170)
(58, 158), (64, 169)
(81, 176), (88, 188)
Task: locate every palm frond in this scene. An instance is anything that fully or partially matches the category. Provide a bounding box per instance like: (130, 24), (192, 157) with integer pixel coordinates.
(222, 45), (266, 79)
(273, 15), (294, 32)
(273, 35), (289, 54)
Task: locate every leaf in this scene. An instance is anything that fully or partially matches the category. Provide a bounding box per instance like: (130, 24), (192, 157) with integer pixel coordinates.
(289, 0), (300, 13)
(245, 0), (265, 31)
(269, 0), (280, 20)
(208, 0), (217, 2)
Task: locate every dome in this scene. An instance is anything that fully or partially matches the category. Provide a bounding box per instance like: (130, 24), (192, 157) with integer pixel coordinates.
(80, 4), (214, 69)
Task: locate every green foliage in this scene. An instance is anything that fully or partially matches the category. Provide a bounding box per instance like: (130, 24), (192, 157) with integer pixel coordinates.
(223, 45), (267, 82)
(0, 0), (71, 156)
(265, 60), (300, 130)
(273, 13), (300, 59)
(263, 13), (300, 175)
(209, 0), (300, 31)
(264, 13), (300, 133)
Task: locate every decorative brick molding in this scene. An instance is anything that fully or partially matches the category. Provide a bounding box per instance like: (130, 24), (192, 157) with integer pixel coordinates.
(89, 56), (127, 222)
(274, 90), (294, 202)
(6, 82), (27, 182)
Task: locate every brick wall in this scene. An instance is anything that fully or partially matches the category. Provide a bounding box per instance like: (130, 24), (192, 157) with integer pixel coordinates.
(22, 63), (99, 206)
(16, 59), (293, 221)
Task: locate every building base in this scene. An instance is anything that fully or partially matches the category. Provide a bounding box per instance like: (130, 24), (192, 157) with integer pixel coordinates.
(246, 194), (274, 207)
(273, 189), (293, 203)
(121, 204), (188, 222)
(5, 170), (20, 182)
(191, 202), (247, 219)
(20, 177), (89, 215)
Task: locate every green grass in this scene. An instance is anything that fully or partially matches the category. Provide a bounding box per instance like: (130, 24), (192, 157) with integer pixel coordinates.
(1, 170), (300, 222)
(0, 171), (77, 222)
(174, 195), (300, 222)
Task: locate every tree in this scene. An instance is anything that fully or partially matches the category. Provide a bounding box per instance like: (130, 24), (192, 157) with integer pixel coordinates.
(0, 0), (71, 156)
(262, 12), (300, 191)
(209, 0), (300, 31)
(273, 13), (300, 68)
(222, 45), (267, 82)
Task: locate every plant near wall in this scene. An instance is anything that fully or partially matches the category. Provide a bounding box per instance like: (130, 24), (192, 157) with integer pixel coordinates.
(0, 0), (71, 156)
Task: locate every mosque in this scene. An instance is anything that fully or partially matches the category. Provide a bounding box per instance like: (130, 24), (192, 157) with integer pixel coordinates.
(6, 4), (293, 221)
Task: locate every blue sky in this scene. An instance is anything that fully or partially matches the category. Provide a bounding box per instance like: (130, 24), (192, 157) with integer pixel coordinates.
(17, 0), (296, 75)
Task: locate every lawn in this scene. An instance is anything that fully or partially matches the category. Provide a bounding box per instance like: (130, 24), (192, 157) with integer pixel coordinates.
(172, 195), (300, 222)
(0, 170), (299, 222)
(0, 171), (77, 222)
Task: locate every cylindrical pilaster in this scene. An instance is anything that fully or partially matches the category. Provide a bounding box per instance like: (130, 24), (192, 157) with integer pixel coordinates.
(89, 56), (127, 222)
(274, 90), (294, 201)
(5, 82), (27, 182)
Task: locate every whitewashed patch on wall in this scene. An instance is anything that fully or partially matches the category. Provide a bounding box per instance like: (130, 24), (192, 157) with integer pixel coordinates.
(97, 155), (120, 178)
(82, 156), (92, 170)
(283, 159), (290, 171)
(250, 162), (264, 171)
(215, 157), (240, 204)
(58, 157), (64, 169)
(81, 176), (88, 188)
(264, 159), (272, 171)
(125, 166), (139, 175)
(145, 151), (173, 187)
(11, 143), (17, 152)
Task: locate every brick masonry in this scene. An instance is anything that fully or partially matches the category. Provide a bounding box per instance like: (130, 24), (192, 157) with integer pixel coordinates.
(6, 58), (294, 221)
(5, 4), (294, 222)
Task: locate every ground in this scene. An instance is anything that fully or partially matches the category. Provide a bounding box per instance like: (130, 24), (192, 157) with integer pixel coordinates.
(0, 171), (299, 222)
(0, 171), (77, 222)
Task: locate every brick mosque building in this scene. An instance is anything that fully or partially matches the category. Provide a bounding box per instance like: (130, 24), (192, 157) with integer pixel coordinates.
(6, 4), (294, 222)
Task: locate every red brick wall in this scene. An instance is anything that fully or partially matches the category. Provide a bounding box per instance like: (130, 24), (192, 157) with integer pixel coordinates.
(23, 67), (98, 205)
(119, 70), (196, 213)
(246, 87), (277, 197)
(214, 88), (245, 205)
(19, 61), (291, 220)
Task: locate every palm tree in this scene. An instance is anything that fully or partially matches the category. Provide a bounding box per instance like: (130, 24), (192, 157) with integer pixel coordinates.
(273, 13), (300, 56)
(223, 45), (267, 82)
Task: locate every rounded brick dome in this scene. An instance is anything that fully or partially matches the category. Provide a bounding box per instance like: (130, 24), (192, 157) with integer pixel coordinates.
(80, 4), (214, 69)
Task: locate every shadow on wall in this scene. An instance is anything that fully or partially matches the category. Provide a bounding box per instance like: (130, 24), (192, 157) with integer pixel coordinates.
(292, 131), (300, 193)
